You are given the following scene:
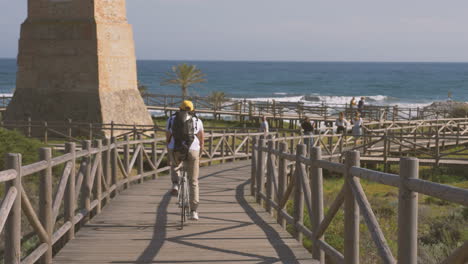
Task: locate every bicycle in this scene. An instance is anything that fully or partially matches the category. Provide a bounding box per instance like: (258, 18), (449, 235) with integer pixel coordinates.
(177, 168), (191, 229)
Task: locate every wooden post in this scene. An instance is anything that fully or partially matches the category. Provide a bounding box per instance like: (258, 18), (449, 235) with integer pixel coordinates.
(27, 116), (32, 137)
(67, 118), (72, 139)
(256, 139), (266, 203)
(89, 123), (93, 140)
(110, 121), (115, 139)
(398, 157), (419, 264)
(39, 148), (53, 264)
(110, 137), (117, 196)
(82, 140), (92, 222)
(435, 129), (440, 166)
(278, 142), (288, 228)
(266, 140), (274, 214)
(310, 147), (324, 263)
(344, 151), (360, 264)
(5, 154), (22, 264)
(246, 133), (251, 158)
(251, 137), (257, 196)
(64, 143), (76, 241)
(383, 132), (388, 172)
(94, 140), (102, 214)
(152, 133), (158, 179)
(209, 130), (214, 165)
(294, 144), (306, 242)
(232, 130), (237, 161)
(103, 138), (111, 199)
(138, 135), (144, 183)
(123, 135), (130, 189)
(221, 132), (226, 163)
(44, 121), (48, 144)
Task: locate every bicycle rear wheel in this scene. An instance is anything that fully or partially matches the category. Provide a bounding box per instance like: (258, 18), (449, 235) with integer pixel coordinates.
(180, 180), (186, 229)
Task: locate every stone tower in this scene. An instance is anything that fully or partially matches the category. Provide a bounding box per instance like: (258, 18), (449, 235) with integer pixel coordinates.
(5, 0), (153, 133)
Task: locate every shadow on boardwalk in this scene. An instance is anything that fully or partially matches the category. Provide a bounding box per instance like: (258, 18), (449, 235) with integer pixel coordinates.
(54, 161), (314, 264)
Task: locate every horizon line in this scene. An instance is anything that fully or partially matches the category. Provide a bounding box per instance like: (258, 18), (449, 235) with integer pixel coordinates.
(1, 57), (468, 64)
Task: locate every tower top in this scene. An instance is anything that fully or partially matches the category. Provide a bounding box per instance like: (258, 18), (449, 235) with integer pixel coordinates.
(27, 0), (128, 22)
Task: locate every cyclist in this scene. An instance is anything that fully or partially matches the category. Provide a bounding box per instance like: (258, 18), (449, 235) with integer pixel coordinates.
(166, 100), (204, 221)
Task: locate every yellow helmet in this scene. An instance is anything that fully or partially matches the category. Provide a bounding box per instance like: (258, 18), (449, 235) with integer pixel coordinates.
(180, 100), (194, 111)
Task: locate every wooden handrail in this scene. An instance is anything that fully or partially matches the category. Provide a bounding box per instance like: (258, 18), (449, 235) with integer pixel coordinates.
(251, 139), (468, 264)
(0, 131), (274, 263)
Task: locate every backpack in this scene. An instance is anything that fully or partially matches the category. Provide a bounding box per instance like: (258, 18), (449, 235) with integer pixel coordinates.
(170, 111), (198, 158)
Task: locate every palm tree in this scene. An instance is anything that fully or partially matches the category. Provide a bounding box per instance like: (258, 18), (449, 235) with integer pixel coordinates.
(161, 63), (207, 98)
(207, 91), (229, 119)
(208, 91), (228, 110)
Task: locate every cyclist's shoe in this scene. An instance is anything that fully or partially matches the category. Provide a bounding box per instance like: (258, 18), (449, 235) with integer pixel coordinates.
(190, 211), (199, 221)
(171, 184), (179, 196)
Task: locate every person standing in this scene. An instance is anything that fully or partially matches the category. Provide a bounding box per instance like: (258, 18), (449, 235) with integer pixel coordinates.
(166, 100), (204, 221)
(358, 97), (365, 116)
(351, 112), (363, 144)
(350, 97), (357, 109)
(335, 112), (349, 134)
(260, 115), (269, 134)
(301, 117), (315, 148)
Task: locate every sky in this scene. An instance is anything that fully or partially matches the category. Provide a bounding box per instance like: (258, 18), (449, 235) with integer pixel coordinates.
(1, 0), (468, 62)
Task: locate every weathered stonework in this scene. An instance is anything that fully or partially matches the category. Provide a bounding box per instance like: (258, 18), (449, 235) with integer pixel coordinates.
(5, 0), (153, 135)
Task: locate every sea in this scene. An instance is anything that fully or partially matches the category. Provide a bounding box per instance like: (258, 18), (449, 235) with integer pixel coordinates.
(1, 58), (468, 108)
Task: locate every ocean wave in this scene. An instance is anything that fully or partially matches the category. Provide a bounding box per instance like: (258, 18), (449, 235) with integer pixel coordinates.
(233, 96), (305, 103)
(0, 93), (12, 97)
(232, 94), (434, 108)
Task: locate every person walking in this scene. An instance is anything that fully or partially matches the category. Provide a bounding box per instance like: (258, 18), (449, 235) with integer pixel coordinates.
(351, 112), (363, 144)
(301, 117), (315, 148)
(335, 112), (349, 134)
(166, 100), (204, 221)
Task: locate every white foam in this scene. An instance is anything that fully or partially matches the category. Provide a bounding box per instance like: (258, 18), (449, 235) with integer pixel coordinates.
(0, 93), (12, 97)
(233, 94), (433, 109)
(232, 96), (305, 103)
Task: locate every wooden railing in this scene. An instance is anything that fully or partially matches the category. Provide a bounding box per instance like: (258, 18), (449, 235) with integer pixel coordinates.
(142, 93), (455, 121)
(251, 139), (468, 264)
(1, 93), (455, 122)
(0, 124), (466, 263)
(0, 131), (271, 264)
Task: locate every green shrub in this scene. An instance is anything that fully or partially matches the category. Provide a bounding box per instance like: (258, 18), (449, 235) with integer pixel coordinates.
(450, 105), (468, 118)
(0, 128), (44, 170)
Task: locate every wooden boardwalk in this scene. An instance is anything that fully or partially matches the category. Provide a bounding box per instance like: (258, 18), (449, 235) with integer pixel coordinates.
(53, 161), (315, 264)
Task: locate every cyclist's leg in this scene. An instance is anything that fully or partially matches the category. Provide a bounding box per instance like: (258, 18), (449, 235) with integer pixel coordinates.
(169, 149), (183, 184)
(186, 150), (200, 212)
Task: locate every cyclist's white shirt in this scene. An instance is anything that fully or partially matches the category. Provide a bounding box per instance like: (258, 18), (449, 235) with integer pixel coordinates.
(166, 114), (204, 151)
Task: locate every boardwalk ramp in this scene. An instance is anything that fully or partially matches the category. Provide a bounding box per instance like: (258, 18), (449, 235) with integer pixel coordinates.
(54, 161), (315, 264)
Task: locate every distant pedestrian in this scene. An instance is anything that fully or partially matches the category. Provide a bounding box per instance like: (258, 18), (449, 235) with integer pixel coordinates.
(260, 116), (269, 134)
(358, 97), (365, 115)
(350, 97), (357, 109)
(351, 112), (363, 143)
(335, 112), (349, 134)
(301, 117), (315, 148)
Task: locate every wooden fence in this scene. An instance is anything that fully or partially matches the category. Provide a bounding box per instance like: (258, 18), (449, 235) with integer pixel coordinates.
(251, 139), (468, 264)
(1, 94), (455, 123)
(0, 131), (271, 263)
(142, 93), (453, 122)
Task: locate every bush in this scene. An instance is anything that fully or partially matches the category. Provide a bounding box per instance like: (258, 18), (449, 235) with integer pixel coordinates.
(450, 105), (468, 118)
(0, 128), (44, 170)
